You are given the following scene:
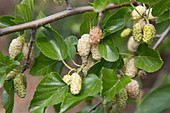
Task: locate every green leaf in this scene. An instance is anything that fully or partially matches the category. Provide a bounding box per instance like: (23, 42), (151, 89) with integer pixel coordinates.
(36, 11), (51, 27)
(104, 7), (132, 35)
(21, 0), (35, 12)
(78, 104), (104, 113)
(14, 53), (23, 62)
(135, 0), (158, 6)
(98, 35), (119, 62)
(111, 0), (130, 5)
(60, 74), (101, 113)
(0, 16), (15, 28)
(29, 72), (68, 113)
(101, 68), (131, 104)
(65, 35), (78, 45)
(65, 40), (76, 61)
(14, 4), (32, 24)
(134, 43), (163, 72)
(87, 59), (105, 76)
(29, 53), (64, 76)
(1, 80), (14, 113)
(156, 11), (170, 23)
(36, 27), (68, 60)
(152, 0), (169, 17)
(54, 103), (61, 113)
(93, 0), (111, 12)
(0, 51), (20, 87)
(80, 12), (97, 36)
(135, 84), (170, 113)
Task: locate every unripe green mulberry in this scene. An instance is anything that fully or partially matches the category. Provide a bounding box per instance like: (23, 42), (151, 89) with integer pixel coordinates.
(138, 70), (147, 80)
(89, 26), (102, 45)
(125, 79), (140, 100)
(77, 34), (91, 56)
(14, 73), (27, 98)
(63, 74), (71, 85)
(132, 6), (146, 20)
(91, 44), (101, 60)
(128, 36), (140, 52)
(5, 70), (17, 81)
(121, 28), (131, 38)
(132, 23), (142, 43)
(125, 58), (138, 78)
(143, 24), (156, 43)
(110, 88), (128, 113)
(9, 36), (25, 59)
(82, 56), (95, 76)
(54, 0), (64, 5)
(22, 43), (35, 65)
(70, 73), (82, 95)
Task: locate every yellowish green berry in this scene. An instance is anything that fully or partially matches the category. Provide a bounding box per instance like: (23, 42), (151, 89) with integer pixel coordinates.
(63, 74), (71, 85)
(143, 24), (156, 43)
(132, 23), (143, 43)
(5, 70), (16, 81)
(121, 28), (131, 38)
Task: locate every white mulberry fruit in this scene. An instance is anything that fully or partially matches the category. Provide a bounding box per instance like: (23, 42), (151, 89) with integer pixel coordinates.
(125, 79), (140, 100)
(121, 28), (131, 38)
(82, 56), (95, 76)
(132, 6), (146, 20)
(138, 70), (147, 80)
(132, 23), (142, 43)
(128, 36), (140, 52)
(91, 44), (101, 60)
(9, 36), (25, 59)
(77, 34), (91, 56)
(63, 74), (71, 85)
(22, 43), (35, 65)
(143, 24), (156, 43)
(125, 58), (138, 78)
(146, 8), (155, 21)
(14, 73), (27, 98)
(89, 26), (102, 45)
(70, 73), (82, 95)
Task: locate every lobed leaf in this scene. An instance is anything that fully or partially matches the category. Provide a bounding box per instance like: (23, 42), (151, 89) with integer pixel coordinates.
(136, 84), (170, 113)
(29, 53), (63, 76)
(29, 72), (68, 113)
(101, 68), (131, 104)
(134, 43), (163, 72)
(36, 27), (68, 60)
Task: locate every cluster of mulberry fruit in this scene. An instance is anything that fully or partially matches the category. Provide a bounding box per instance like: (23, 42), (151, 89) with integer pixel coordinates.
(63, 72), (82, 95)
(77, 26), (102, 76)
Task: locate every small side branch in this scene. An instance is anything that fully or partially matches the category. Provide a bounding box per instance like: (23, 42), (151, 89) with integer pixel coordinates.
(153, 26), (170, 50)
(22, 29), (37, 72)
(88, 101), (102, 113)
(65, 0), (73, 10)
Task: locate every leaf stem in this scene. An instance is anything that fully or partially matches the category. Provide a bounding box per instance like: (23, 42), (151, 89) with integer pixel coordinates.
(61, 59), (75, 70)
(72, 60), (81, 67)
(88, 101), (102, 113)
(119, 53), (133, 57)
(147, 7), (151, 20)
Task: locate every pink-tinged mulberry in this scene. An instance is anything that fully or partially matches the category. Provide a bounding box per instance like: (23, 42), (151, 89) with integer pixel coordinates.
(125, 79), (140, 100)
(89, 26), (102, 45)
